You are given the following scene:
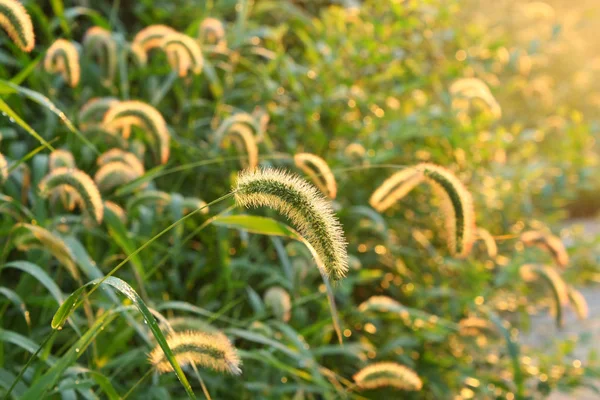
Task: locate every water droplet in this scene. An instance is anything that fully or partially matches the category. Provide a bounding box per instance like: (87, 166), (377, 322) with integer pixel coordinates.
(75, 348), (80, 352)
(8, 117), (14, 123)
(144, 319), (148, 324)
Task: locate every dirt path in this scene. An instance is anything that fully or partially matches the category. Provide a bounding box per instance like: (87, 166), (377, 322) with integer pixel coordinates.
(521, 218), (600, 399)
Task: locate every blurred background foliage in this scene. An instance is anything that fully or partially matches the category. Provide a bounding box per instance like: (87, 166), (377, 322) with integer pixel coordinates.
(1, 0), (599, 399)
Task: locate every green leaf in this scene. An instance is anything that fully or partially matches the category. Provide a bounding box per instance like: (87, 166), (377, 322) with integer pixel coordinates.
(50, 277), (196, 399)
(2, 261), (64, 305)
(0, 287), (30, 327)
(0, 80), (99, 154)
(0, 98), (55, 152)
(212, 215), (301, 239)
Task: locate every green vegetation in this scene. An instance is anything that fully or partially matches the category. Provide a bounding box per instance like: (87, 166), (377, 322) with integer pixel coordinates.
(0, 0), (599, 398)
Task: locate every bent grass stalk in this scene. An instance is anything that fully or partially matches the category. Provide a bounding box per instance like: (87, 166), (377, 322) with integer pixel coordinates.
(44, 39), (80, 87)
(0, 0), (35, 52)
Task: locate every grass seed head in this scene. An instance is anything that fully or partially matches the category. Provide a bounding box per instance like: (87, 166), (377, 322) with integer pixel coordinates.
(520, 230), (569, 267)
(133, 24), (176, 53)
(353, 362), (423, 391)
(39, 167), (103, 224)
(49, 149), (75, 170)
(161, 32), (203, 77)
(294, 152), (337, 199)
(94, 161), (143, 193)
(264, 286), (292, 322)
(199, 17), (226, 49)
(220, 123), (259, 170)
(148, 330), (242, 375)
(369, 167), (424, 212)
(0, 152), (8, 183)
(418, 163), (475, 258)
(0, 0), (35, 52)
(234, 168), (348, 280)
(475, 227), (498, 259)
(97, 148), (145, 176)
(103, 100), (170, 164)
(83, 26), (117, 84)
(44, 39), (80, 87)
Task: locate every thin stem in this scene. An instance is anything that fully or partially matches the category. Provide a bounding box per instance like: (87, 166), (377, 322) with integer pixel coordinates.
(191, 364), (212, 400)
(122, 367), (154, 399)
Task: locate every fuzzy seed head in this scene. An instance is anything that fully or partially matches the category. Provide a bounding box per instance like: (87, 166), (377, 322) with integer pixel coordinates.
(294, 153), (337, 199)
(369, 167), (424, 212)
(132, 24), (176, 53)
(104, 200), (127, 224)
(214, 113), (262, 144)
(181, 196), (209, 215)
(161, 32), (203, 77)
(568, 288), (588, 320)
(148, 330), (242, 375)
(458, 317), (495, 337)
(234, 168), (348, 280)
(79, 97), (119, 127)
(39, 167), (103, 223)
(418, 163), (475, 258)
(264, 286), (292, 322)
(14, 223), (79, 281)
(520, 263), (569, 327)
(44, 39), (80, 87)
(127, 190), (171, 213)
(450, 78), (501, 119)
(220, 123), (259, 170)
(475, 227), (498, 259)
(199, 17), (226, 49)
(0, 152), (8, 183)
(97, 148), (145, 176)
(353, 362), (422, 391)
(344, 143), (366, 159)
(520, 230), (569, 268)
(83, 26), (117, 84)
(94, 161), (142, 193)
(358, 296), (403, 313)
(0, 0), (35, 52)
(103, 100), (170, 164)
(49, 149), (75, 170)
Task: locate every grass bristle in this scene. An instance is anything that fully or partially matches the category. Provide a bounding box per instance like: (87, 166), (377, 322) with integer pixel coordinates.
(133, 24), (176, 53)
(102, 100), (170, 164)
(161, 32), (203, 77)
(83, 26), (117, 84)
(264, 286), (292, 322)
(520, 230), (569, 268)
(44, 39), (80, 87)
(148, 330), (242, 375)
(0, 0), (35, 52)
(418, 163), (475, 258)
(234, 168), (348, 280)
(39, 167), (103, 223)
(353, 362), (423, 391)
(369, 167), (424, 212)
(199, 17), (227, 49)
(294, 152), (337, 199)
